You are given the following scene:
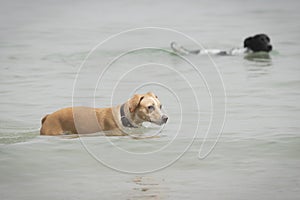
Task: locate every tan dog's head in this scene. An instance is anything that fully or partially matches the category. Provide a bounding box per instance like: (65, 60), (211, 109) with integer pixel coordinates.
(128, 92), (168, 126)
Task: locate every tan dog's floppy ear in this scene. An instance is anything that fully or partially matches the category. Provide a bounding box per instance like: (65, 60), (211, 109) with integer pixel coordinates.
(147, 92), (158, 99)
(128, 94), (144, 113)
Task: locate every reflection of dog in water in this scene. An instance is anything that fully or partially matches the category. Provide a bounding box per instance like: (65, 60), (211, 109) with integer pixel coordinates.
(171, 33), (273, 56)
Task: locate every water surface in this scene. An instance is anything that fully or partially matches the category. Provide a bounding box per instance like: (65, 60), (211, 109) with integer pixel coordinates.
(1, 0), (300, 199)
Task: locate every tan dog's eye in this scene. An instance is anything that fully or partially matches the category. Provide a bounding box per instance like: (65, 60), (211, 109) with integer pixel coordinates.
(160, 105), (162, 109)
(148, 105), (154, 111)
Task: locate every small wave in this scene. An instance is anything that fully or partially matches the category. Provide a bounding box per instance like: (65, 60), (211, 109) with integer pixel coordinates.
(0, 129), (39, 144)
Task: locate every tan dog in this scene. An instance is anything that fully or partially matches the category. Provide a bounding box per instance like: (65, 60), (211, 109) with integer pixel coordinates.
(40, 92), (168, 136)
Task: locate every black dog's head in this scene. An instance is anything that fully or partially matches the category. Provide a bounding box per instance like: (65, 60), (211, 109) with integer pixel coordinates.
(244, 34), (272, 52)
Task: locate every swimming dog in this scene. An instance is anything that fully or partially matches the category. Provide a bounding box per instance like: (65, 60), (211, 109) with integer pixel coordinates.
(243, 34), (272, 53)
(171, 33), (272, 56)
(40, 92), (168, 136)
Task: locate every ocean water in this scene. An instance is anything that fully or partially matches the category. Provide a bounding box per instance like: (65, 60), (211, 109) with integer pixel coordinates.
(1, 0), (300, 199)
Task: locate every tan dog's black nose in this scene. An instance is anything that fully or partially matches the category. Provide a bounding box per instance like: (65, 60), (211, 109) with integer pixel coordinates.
(162, 115), (168, 123)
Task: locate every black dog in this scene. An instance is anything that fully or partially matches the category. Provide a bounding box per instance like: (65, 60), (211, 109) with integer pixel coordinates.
(171, 33), (273, 55)
(244, 34), (272, 52)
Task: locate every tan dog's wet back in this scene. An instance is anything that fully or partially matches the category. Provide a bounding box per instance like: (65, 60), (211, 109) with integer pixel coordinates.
(40, 92), (168, 136)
